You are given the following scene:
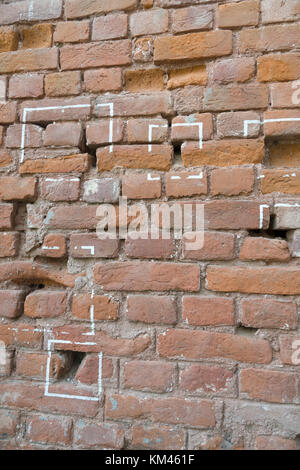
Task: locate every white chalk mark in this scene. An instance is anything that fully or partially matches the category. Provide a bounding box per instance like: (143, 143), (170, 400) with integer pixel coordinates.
(97, 103), (114, 152)
(42, 246), (60, 250)
(259, 204), (269, 229)
(187, 172), (203, 180)
(148, 123), (168, 152)
(171, 176), (181, 180)
(243, 120), (261, 137)
(244, 118), (300, 137)
(81, 246), (95, 255)
(172, 122), (203, 149)
(147, 174), (160, 181)
(275, 203), (300, 208)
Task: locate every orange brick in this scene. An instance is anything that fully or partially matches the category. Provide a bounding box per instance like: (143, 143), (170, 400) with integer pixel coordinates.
(240, 237), (290, 261)
(0, 48), (58, 73)
(125, 68), (164, 92)
(22, 24), (53, 49)
(0, 26), (18, 52)
(72, 294), (118, 321)
(97, 145), (173, 172)
(167, 65), (207, 89)
(239, 24), (300, 53)
(258, 54), (300, 82)
(165, 170), (207, 197)
(154, 30), (232, 63)
(182, 140), (264, 167)
(122, 173), (161, 199)
(182, 296), (235, 326)
(54, 20), (90, 43)
(269, 142), (300, 167)
(261, 170), (300, 194)
(19, 154), (91, 174)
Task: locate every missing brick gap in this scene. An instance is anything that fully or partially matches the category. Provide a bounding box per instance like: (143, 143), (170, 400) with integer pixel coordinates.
(64, 351), (86, 382)
(87, 146), (97, 167)
(248, 215), (288, 241)
(236, 326), (258, 337)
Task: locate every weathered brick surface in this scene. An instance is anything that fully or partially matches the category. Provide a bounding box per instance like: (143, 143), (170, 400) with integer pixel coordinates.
(0, 0), (299, 451)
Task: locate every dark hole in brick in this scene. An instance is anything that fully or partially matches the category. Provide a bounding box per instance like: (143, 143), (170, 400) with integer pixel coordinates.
(296, 435), (300, 450)
(236, 326), (258, 336)
(64, 351), (86, 381)
(248, 216), (288, 240)
(87, 146), (97, 167)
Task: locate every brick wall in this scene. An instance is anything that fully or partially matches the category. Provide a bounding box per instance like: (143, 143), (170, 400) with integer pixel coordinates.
(0, 0), (300, 450)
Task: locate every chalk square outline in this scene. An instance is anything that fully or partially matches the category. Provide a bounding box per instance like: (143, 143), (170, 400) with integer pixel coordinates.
(20, 103), (92, 163)
(45, 339), (102, 402)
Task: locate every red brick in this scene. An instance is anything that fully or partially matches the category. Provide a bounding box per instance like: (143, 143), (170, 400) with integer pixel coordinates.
(72, 294), (118, 321)
(182, 140), (264, 167)
(0, 101), (17, 124)
(24, 291), (67, 319)
(45, 205), (98, 230)
(0, 26), (18, 52)
(22, 24), (53, 49)
(60, 41), (131, 70)
(211, 58), (255, 84)
(0, 204), (14, 230)
(0, 0), (63, 25)
(182, 296), (235, 326)
(241, 299), (298, 330)
(0, 48), (58, 74)
(70, 233), (119, 258)
(207, 265), (300, 295)
(204, 200), (269, 230)
(172, 6), (213, 33)
(20, 154), (90, 175)
(74, 421), (124, 449)
(203, 84), (268, 111)
(26, 415), (72, 446)
(166, 170), (207, 197)
(16, 351), (70, 380)
(40, 177), (80, 202)
(218, 0), (259, 28)
(131, 425), (185, 450)
(154, 30), (232, 63)
(0, 77), (5, 100)
(279, 335), (300, 366)
(130, 9), (168, 36)
(76, 355), (114, 383)
(20, 97), (91, 123)
(95, 93), (172, 117)
(128, 118), (168, 144)
(180, 365), (236, 395)
(217, 111), (261, 138)
(183, 231), (235, 261)
(264, 110), (300, 138)
(0, 323), (43, 349)
(106, 394), (215, 428)
(53, 325), (150, 355)
(256, 435), (297, 451)
(261, 0), (300, 24)
(6, 124), (43, 148)
(84, 68), (122, 93)
(271, 81), (300, 109)
(240, 368), (297, 404)
(92, 13), (128, 40)
(123, 360), (175, 392)
(173, 87), (204, 120)
(0, 262), (80, 287)
(240, 237), (290, 261)
(0, 410), (18, 437)
(211, 168), (255, 196)
(0, 290), (25, 319)
(86, 120), (123, 146)
(239, 24), (300, 53)
(44, 122), (82, 147)
(97, 145), (173, 172)
(126, 295), (177, 324)
(122, 173), (162, 199)
(158, 329), (272, 364)
(0, 382), (99, 418)
(171, 114), (213, 142)
(65, 0), (138, 19)
(54, 21), (90, 43)
(0, 232), (19, 258)
(94, 261), (200, 291)
(83, 178), (120, 203)
(0, 177), (36, 201)
(41, 234), (67, 258)
(45, 71), (81, 97)
(125, 234), (175, 259)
